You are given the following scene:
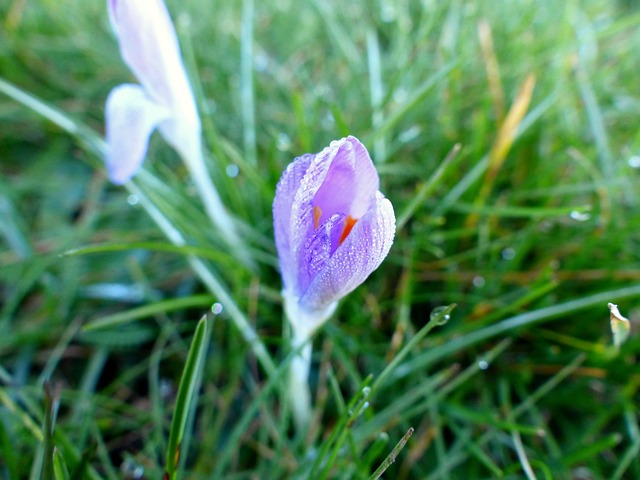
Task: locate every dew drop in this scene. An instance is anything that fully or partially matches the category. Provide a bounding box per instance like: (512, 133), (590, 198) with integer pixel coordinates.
(226, 164), (239, 178)
(120, 460), (144, 479)
(473, 276), (486, 288)
(430, 306), (451, 325)
(628, 155), (640, 168)
(501, 247), (516, 260)
(362, 386), (371, 397)
(212, 302), (223, 315)
(569, 210), (590, 222)
(127, 194), (139, 206)
(277, 132), (292, 151)
(255, 52), (269, 72)
(478, 359), (489, 370)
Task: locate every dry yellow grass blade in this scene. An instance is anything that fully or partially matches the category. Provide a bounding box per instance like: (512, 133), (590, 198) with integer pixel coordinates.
(466, 74), (536, 230)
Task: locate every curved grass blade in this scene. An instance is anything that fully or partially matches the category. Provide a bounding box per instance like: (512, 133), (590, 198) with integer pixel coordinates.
(164, 314), (212, 480)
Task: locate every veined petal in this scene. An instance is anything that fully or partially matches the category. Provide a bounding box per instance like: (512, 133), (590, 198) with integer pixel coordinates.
(298, 212), (346, 294)
(313, 136), (379, 224)
(105, 84), (169, 184)
(108, 0), (199, 144)
(273, 153), (315, 290)
(300, 192), (395, 311)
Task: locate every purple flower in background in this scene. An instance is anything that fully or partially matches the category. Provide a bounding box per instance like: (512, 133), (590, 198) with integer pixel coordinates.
(105, 0), (200, 184)
(274, 136), (395, 332)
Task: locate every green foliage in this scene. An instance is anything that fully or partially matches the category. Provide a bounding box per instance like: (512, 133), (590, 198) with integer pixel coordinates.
(2, 0), (640, 478)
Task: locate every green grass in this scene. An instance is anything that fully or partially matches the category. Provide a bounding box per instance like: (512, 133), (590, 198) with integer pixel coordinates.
(2, 0), (640, 478)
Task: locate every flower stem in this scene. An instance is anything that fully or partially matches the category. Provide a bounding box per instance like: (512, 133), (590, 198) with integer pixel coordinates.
(289, 327), (313, 430)
(283, 290), (337, 431)
(183, 145), (256, 270)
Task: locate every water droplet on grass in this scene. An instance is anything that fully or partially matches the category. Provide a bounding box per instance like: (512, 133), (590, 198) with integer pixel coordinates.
(628, 155), (640, 168)
(473, 276), (486, 288)
(212, 303), (223, 315)
(127, 194), (139, 206)
(501, 247), (516, 260)
(430, 306), (451, 325)
(478, 359), (489, 370)
(570, 210), (590, 221)
(226, 164), (239, 178)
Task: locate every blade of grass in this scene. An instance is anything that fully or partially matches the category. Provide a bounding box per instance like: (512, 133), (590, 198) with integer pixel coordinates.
(83, 294), (215, 331)
(164, 314), (212, 480)
(52, 448), (71, 480)
(396, 284), (640, 380)
(40, 382), (59, 480)
(396, 144), (461, 231)
(241, 0), (257, 167)
(368, 427), (414, 480)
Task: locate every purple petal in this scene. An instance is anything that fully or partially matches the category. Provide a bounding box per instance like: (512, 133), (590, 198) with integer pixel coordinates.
(297, 212), (346, 294)
(108, 0), (199, 150)
(105, 84), (169, 184)
(273, 154), (315, 290)
(313, 136), (379, 225)
(299, 192), (395, 311)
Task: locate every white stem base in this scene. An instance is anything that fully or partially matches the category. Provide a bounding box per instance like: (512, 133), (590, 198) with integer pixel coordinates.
(283, 289), (337, 431)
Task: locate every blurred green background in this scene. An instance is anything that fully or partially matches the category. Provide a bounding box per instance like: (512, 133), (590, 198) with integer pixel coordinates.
(2, 0), (640, 478)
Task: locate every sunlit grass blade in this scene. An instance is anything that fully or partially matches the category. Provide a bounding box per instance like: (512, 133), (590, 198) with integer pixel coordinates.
(52, 448), (71, 480)
(164, 314), (212, 480)
(466, 74), (536, 229)
(368, 427), (414, 480)
(83, 295), (215, 331)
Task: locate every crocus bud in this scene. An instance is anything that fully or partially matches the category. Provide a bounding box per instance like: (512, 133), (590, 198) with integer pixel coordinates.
(274, 136), (396, 336)
(105, 0), (200, 184)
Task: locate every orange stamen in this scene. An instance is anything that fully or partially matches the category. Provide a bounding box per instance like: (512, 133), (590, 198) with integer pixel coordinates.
(339, 215), (358, 245)
(313, 206), (323, 229)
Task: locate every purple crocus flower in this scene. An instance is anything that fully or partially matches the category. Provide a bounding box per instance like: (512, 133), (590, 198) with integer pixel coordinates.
(105, 0), (200, 184)
(274, 135), (396, 335)
(275, 136), (395, 427)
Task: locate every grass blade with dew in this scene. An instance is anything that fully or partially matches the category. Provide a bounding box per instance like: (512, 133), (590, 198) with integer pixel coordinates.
(310, 375), (374, 480)
(164, 314), (212, 480)
(371, 304), (455, 393)
(83, 295), (215, 331)
(368, 427), (414, 480)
